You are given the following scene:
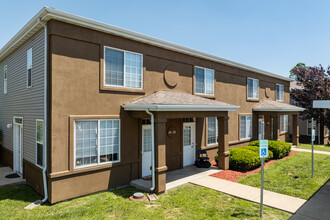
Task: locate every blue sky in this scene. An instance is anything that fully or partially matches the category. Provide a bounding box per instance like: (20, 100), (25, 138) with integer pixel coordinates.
(0, 0), (329, 78)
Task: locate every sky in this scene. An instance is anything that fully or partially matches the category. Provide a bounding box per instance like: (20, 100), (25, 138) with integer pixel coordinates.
(0, 0), (329, 78)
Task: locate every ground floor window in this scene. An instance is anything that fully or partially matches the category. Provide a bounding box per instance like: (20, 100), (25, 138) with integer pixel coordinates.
(75, 119), (120, 168)
(36, 119), (44, 167)
(280, 115), (288, 133)
(207, 117), (218, 145)
(240, 115), (252, 140)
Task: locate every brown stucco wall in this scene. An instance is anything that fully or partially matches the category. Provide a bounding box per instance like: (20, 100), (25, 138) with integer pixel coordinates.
(47, 19), (291, 203)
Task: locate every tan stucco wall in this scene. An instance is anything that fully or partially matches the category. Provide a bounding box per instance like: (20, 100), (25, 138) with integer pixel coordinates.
(48, 20), (291, 203)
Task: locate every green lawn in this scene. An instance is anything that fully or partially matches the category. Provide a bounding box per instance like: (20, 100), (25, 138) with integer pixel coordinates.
(0, 184), (291, 220)
(295, 144), (330, 152)
(238, 152), (330, 200)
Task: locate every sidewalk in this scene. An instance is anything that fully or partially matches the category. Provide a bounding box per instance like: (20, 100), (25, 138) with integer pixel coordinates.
(190, 176), (306, 214)
(291, 147), (330, 156)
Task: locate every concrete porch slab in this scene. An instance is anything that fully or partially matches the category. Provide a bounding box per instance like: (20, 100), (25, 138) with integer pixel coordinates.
(0, 167), (25, 188)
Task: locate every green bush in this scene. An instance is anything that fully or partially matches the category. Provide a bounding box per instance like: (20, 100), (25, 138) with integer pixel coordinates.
(249, 140), (291, 159)
(240, 146), (274, 161)
(229, 148), (261, 171)
(214, 153), (218, 164)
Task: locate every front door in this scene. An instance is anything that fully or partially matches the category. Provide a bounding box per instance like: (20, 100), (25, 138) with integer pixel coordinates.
(166, 119), (181, 171)
(13, 117), (23, 175)
(258, 116), (265, 140)
(142, 125), (152, 177)
(183, 122), (196, 167)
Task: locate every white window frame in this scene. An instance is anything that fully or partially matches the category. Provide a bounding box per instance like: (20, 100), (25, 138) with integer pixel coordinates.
(27, 48), (32, 88)
(194, 66), (215, 96)
(280, 115), (288, 133)
(276, 84), (284, 101)
(4, 65), (7, 94)
(36, 119), (43, 168)
(240, 115), (252, 140)
(74, 119), (121, 169)
(103, 46), (143, 89)
(247, 77), (259, 99)
(207, 117), (218, 146)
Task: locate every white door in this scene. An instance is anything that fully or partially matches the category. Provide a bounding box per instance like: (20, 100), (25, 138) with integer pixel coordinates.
(13, 123), (23, 174)
(142, 125), (152, 177)
(258, 117), (265, 140)
(183, 122), (196, 167)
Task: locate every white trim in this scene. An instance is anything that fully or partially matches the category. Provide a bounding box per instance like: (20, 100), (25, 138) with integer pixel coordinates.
(194, 66), (215, 96)
(26, 48), (33, 88)
(4, 65), (7, 94)
(313, 100), (330, 108)
(35, 119), (43, 169)
(13, 116), (23, 175)
(73, 119), (121, 170)
(123, 104), (240, 112)
(247, 77), (259, 100)
(276, 84), (284, 102)
(0, 7), (291, 82)
(253, 107), (304, 112)
(103, 46), (143, 90)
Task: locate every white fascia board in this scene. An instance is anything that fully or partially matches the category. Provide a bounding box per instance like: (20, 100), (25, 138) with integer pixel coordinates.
(313, 100), (330, 108)
(253, 108), (304, 112)
(123, 104), (240, 112)
(0, 7), (290, 82)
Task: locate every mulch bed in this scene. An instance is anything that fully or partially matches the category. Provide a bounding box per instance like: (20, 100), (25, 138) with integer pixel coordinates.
(210, 150), (300, 182)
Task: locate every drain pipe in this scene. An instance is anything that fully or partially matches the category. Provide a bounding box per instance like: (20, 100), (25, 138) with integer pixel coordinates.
(146, 109), (155, 191)
(38, 18), (48, 203)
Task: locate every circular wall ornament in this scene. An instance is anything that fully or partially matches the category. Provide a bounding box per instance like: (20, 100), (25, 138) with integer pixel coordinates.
(265, 86), (271, 98)
(164, 68), (179, 87)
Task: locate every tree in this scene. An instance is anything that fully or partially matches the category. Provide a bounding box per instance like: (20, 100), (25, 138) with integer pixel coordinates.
(290, 63), (330, 142)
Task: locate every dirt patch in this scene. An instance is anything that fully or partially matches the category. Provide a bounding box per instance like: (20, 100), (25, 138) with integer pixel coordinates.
(210, 151), (300, 182)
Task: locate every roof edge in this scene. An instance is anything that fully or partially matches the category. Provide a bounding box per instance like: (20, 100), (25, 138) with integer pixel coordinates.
(0, 7), (290, 82)
(122, 104), (240, 112)
(253, 107), (304, 112)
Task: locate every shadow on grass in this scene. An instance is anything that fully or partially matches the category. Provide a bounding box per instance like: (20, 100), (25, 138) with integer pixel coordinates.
(0, 184), (42, 204)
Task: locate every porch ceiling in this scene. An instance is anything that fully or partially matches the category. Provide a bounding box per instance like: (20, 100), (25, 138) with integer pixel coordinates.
(253, 100), (304, 112)
(122, 90), (240, 112)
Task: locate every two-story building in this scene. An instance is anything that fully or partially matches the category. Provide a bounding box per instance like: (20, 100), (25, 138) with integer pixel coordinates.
(0, 7), (303, 203)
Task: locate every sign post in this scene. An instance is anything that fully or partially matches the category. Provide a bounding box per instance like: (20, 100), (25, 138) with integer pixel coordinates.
(311, 118), (315, 178)
(259, 140), (268, 218)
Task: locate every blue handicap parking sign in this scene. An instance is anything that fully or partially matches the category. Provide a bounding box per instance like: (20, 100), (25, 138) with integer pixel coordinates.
(259, 140), (269, 158)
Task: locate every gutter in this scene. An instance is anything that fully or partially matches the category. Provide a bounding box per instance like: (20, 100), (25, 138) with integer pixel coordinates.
(145, 109), (155, 192)
(123, 104), (240, 112)
(38, 18), (48, 203)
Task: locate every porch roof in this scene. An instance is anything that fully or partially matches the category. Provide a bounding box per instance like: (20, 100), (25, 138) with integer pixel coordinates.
(253, 100), (304, 112)
(122, 90), (240, 111)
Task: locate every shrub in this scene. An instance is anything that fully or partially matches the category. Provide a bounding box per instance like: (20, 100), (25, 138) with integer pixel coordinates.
(240, 146), (274, 161)
(214, 153), (218, 164)
(229, 148), (261, 171)
(249, 140), (291, 159)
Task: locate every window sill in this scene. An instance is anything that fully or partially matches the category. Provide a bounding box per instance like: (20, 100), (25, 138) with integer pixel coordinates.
(194, 93), (215, 99)
(247, 98), (259, 102)
(100, 85), (145, 94)
(230, 138), (252, 145)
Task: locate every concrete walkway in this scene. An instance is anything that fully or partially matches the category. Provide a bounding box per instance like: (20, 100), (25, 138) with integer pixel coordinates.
(290, 180), (330, 220)
(190, 176), (306, 214)
(291, 147), (330, 155)
(0, 167), (25, 188)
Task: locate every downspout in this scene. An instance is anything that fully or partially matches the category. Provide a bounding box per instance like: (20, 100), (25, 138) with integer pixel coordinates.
(146, 109), (155, 191)
(37, 18), (48, 203)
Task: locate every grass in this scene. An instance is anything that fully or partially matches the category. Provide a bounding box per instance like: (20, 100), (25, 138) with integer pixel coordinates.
(0, 184), (291, 219)
(295, 144), (330, 152)
(238, 152), (330, 200)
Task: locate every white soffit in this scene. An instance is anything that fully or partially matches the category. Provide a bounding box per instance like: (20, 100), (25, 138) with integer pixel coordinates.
(313, 100), (330, 109)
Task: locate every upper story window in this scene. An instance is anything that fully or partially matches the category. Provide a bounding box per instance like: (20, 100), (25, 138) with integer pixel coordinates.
(276, 84), (284, 101)
(104, 47), (143, 89)
(195, 66), (214, 95)
(207, 117), (218, 145)
(247, 78), (259, 99)
(3, 65), (7, 94)
(36, 119), (44, 167)
(27, 48), (32, 88)
(75, 119), (120, 168)
(280, 115), (288, 133)
(240, 115), (252, 140)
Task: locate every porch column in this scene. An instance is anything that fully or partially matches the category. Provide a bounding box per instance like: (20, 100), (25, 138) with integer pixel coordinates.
(273, 113), (280, 141)
(154, 118), (167, 194)
(217, 116), (229, 170)
(252, 113), (258, 140)
(292, 114), (299, 146)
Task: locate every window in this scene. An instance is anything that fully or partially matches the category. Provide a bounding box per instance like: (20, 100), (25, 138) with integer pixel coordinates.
(280, 115), (288, 132)
(240, 115), (252, 140)
(4, 65), (7, 94)
(207, 117), (218, 145)
(104, 47), (143, 89)
(75, 119), (120, 168)
(326, 127), (329, 136)
(195, 66), (214, 95)
(27, 48), (32, 87)
(142, 125), (152, 152)
(276, 84), (284, 101)
(36, 120), (44, 167)
(247, 78), (259, 99)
